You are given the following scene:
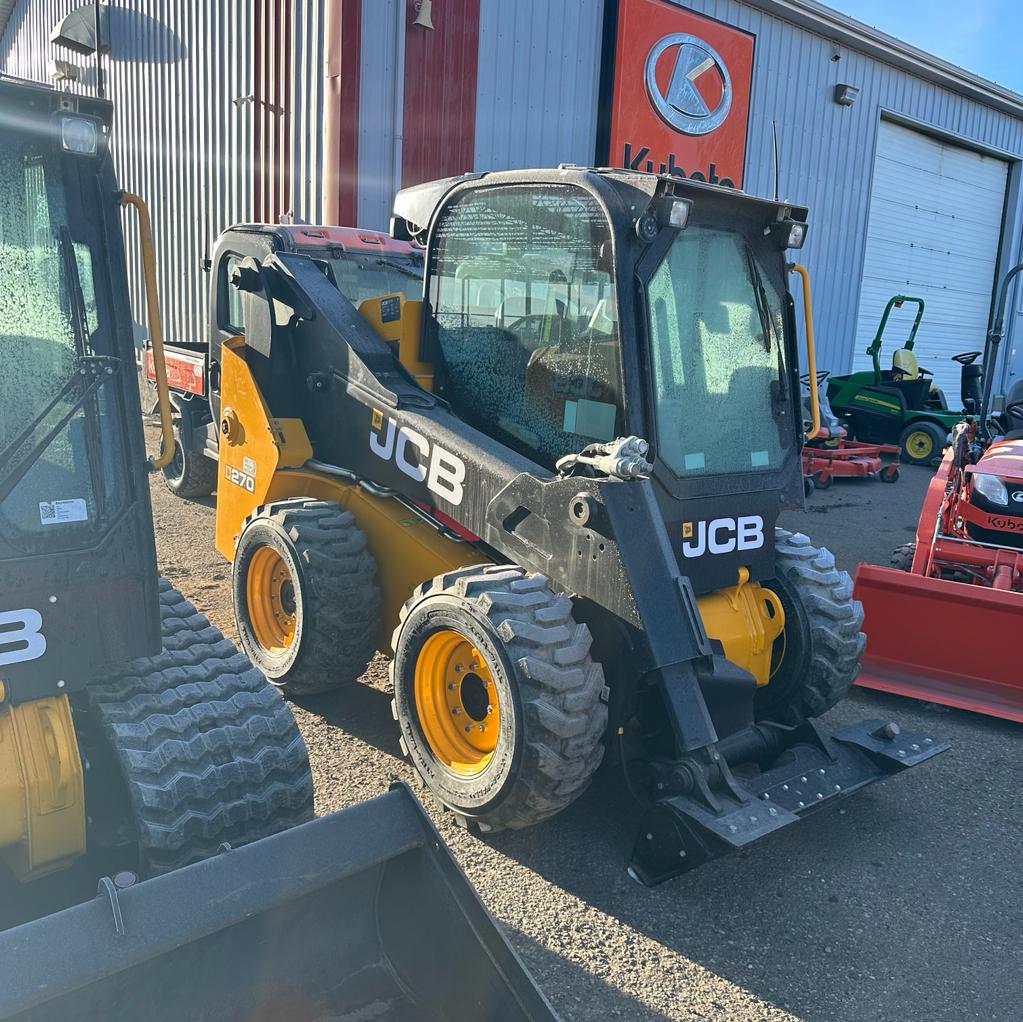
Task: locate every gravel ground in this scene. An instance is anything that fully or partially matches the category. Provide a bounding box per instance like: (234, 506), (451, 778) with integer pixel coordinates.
(8, 442), (1023, 1021)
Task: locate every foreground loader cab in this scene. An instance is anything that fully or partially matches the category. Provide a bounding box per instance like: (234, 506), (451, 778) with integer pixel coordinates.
(0, 75), (313, 891)
(206, 166), (947, 882)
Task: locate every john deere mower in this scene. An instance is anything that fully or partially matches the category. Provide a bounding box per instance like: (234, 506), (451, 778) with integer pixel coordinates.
(827, 295), (983, 464)
(177, 167), (952, 884)
(0, 77), (555, 1022)
(855, 262), (1023, 723)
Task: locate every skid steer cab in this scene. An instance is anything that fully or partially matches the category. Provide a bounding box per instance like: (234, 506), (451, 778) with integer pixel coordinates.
(208, 167), (948, 883)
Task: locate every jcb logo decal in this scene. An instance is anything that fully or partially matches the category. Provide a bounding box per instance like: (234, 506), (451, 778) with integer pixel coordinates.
(0, 608), (47, 667)
(681, 516), (764, 558)
(370, 413), (466, 506)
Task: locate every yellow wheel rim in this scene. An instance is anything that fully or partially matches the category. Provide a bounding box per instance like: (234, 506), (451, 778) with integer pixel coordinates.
(905, 430), (934, 460)
(414, 629), (501, 777)
(246, 546), (297, 654)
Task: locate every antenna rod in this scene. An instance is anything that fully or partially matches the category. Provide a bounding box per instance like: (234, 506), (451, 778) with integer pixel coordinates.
(772, 120), (780, 202)
(94, 1), (104, 99)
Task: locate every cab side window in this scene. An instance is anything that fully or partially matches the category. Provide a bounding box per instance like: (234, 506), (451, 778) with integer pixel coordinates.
(221, 254), (246, 333)
(429, 186), (624, 470)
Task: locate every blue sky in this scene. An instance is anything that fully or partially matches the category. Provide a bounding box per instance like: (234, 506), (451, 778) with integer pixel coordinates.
(833, 0), (1022, 92)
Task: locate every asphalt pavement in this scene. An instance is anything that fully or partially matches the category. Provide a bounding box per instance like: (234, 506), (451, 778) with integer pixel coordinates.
(3, 456), (1020, 1022)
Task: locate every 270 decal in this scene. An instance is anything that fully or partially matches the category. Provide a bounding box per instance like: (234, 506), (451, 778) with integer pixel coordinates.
(0, 608), (47, 667)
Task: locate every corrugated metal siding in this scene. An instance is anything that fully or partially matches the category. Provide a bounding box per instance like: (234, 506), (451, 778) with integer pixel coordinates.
(0, 0), (325, 346)
(357, 0), (404, 231)
(474, 0), (604, 172)
(658, 0), (1023, 381)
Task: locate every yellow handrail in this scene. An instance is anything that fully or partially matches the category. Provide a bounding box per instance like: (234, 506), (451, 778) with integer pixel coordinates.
(120, 191), (174, 470)
(789, 262), (821, 442)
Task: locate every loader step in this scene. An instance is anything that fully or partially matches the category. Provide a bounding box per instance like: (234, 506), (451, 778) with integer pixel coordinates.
(630, 719), (949, 886)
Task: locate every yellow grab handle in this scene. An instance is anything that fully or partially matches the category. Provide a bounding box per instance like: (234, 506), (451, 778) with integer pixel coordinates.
(120, 191), (174, 470)
(789, 262), (821, 442)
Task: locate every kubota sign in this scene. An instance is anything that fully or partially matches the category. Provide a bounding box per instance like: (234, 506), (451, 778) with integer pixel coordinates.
(608, 0), (754, 188)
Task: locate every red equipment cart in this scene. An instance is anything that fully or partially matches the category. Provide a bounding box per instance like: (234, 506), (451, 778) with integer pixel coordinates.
(802, 371), (901, 490)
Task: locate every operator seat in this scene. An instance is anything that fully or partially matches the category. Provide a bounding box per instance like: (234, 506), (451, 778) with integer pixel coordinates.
(1002, 378), (1023, 438)
(891, 347), (945, 408)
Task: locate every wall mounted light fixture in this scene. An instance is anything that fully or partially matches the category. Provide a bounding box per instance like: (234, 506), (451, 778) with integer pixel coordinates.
(834, 83), (860, 106)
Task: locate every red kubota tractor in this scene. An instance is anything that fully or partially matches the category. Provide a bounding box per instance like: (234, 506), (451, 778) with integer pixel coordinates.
(854, 262), (1023, 722)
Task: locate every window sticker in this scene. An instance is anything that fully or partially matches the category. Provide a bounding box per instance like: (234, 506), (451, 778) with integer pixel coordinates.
(564, 399), (617, 441)
(683, 452), (706, 471)
(751, 450), (770, 467)
(39, 498), (88, 525)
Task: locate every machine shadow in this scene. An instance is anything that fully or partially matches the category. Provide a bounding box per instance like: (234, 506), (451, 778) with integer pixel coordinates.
(478, 750), (949, 1022)
(506, 925), (677, 1022)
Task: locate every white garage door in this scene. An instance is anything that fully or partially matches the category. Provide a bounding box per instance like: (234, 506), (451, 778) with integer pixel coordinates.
(852, 120), (1008, 405)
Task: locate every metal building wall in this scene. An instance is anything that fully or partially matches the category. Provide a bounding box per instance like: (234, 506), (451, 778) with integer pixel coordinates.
(0, 0), (326, 346)
(654, 0), (1023, 378)
(474, 0), (605, 172)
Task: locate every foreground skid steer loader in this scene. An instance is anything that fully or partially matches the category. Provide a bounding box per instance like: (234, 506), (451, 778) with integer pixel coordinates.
(0, 75), (311, 890)
(0, 75), (556, 1022)
(207, 167), (948, 884)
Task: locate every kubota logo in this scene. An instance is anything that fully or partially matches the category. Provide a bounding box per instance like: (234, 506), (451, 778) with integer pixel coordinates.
(645, 33), (732, 136)
(681, 516), (764, 558)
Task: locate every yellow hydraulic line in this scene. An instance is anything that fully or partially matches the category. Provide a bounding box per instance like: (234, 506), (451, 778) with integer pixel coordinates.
(120, 191), (174, 470)
(789, 262), (821, 441)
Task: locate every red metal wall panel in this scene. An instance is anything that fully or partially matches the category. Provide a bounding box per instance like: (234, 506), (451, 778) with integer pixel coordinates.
(400, 0), (480, 188)
(324, 0), (362, 226)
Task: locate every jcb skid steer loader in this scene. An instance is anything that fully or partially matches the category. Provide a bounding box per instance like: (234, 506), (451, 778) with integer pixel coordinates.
(0, 78), (556, 1022)
(207, 168), (948, 884)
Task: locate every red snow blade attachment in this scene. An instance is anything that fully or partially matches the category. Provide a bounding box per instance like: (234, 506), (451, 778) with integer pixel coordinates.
(0, 784), (558, 1022)
(855, 564), (1023, 723)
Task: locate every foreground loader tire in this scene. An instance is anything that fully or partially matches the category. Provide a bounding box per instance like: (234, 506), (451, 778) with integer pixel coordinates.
(78, 577), (313, 877)
(891, 542), (916, 571)
(162, 433), (218, 498)
(391, 565), (607, 832)
(233, 499), (380, 696)
(756, 530), (865, 726)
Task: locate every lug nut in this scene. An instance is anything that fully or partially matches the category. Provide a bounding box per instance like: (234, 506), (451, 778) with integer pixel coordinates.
(464, 725), (472, 733)
(486, 705), (494, 715)
(448, 683), (456, 690)
(452, 707), (460, 716)
(455, 664), (463, 673)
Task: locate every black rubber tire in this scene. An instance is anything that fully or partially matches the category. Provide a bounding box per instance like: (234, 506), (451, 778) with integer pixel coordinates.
(899, 420), (947, 466)
(812, 470), (832, 490)
(162, 432), (218, 498)
(233, 499), (380, 696)
(880, 464), (900, 484)
(890, 542), (916, 572)
(803, 475), (815, 497)
(756, 530), (866, 726)
(391, 564), (607, 832)
(78, 577), (313, 877)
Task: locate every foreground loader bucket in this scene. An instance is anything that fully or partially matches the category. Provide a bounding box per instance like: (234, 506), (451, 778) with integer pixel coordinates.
(854, 564), (1023, 723)
(0, 784), (557, 1022)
